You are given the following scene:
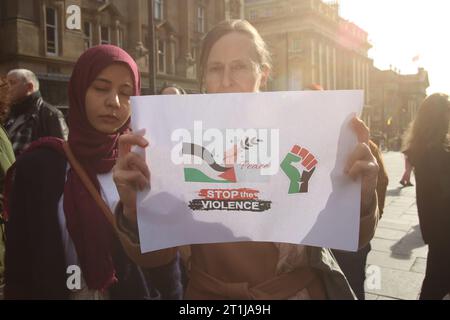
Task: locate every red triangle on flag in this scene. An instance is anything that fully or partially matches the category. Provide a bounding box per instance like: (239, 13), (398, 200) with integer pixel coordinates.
(219, 168), (237, 182)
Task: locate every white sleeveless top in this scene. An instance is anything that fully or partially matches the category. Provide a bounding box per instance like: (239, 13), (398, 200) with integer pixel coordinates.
(57, 166), (119, 300)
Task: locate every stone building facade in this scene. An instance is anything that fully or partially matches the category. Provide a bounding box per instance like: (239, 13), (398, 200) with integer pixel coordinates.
(244, 0), (373, 124)
(370, 67), (429, 149)
(0, 0), (244, 106)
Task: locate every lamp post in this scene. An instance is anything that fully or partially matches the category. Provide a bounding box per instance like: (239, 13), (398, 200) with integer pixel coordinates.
(147, 0), (156, 94)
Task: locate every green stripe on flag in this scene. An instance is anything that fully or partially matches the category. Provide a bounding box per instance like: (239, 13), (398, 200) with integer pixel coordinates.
(184, 168), (232, 183)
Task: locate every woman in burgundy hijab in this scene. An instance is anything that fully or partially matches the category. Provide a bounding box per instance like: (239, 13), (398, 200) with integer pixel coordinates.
(4, 45), (182, 300)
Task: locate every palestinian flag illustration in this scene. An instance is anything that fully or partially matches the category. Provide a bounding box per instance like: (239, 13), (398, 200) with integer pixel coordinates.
(183, 143), (237, 183)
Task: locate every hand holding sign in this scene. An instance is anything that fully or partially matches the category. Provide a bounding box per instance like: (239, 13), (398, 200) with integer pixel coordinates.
(346, 117), (379, 215)
(113, 131), (150, 225)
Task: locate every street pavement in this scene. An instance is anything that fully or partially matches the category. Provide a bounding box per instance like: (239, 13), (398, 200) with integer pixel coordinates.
(365, 151), (427, 300)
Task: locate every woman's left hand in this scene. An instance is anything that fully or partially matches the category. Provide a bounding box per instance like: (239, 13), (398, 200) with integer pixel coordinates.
(346, 117), (379, 216)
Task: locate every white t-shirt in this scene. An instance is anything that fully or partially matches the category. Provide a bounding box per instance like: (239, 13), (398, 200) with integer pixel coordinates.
(57, 166), (119, 300)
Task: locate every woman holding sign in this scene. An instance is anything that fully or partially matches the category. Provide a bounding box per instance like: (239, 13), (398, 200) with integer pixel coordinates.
(114, 20), (380, 299)
(4, 45), (181, 299)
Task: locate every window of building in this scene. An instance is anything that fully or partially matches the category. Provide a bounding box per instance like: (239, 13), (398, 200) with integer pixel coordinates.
(191, 45), (198, 66)
(318, 3), (323, 13)
(141, 26), (149, 46)
(186, 44), (197, 79)
(0, 1), (6, 21)
(101, 26), (110, 45)
(170, 41), (176, 74)
(249, 10), (258, 20)
(157, 39), (166, 73)
(45, 7), (58, 55)
(292, 39), (301, 52)
(83, 21), (92, 49)
(47, 65), (61, 74)
(263, 8), (273, 18)
(197, 6), (205, 33)
(155, 0), (164, 20)
(289, 72), (302, 91)
(118, 28), (124, 48)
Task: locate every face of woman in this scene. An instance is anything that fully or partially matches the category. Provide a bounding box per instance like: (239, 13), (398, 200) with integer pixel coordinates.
(204, 32), (269, 94)
(85, 63), (134, 134)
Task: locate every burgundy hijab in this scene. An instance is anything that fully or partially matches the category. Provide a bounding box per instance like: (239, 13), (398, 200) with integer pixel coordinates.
(63, 45), (140, 290)
(4, 45), (140, 291)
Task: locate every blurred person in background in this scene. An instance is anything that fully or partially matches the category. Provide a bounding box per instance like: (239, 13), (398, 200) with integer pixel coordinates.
(159, 83), (187, 95)
(0, 76), (15, 294)
(403, 93), (450, 300)
(4, 69), (68, 156)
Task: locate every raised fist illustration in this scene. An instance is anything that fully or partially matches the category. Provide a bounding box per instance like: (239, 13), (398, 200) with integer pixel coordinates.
(280, 145), (317, 194)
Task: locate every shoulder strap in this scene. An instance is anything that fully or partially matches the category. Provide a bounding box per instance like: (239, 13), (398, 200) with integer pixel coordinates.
(34, 97), (46, 139)
(62, 141), (117, 229)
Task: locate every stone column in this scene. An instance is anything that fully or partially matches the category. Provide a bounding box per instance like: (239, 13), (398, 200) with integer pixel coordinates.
(95, 15), (101, 45)
(332, 47), (337, 89)
(114, 19), (120, 46)
(352, 57), (356, 88)
(311, 38), (315, 84)
(318, 41), (323, 86)
(326, 44), (330, 89)
(128, 0), (143, 55)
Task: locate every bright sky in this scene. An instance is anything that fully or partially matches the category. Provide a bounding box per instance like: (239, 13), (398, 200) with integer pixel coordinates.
(338, 0), (450, 95)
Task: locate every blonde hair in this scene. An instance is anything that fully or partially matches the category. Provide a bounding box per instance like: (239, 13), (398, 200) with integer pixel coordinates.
(403, 93), (450, 161)
(199, 19), (272, 90)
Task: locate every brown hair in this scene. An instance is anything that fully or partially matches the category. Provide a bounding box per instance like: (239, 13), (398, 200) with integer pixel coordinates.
(199, 19), (271, 90)
(403, 93), (450, 160)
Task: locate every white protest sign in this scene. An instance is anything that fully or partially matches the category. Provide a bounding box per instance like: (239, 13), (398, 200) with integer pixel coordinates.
(131, 90), (364, 253)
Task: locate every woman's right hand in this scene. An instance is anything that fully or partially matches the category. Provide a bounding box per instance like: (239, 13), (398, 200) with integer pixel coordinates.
(113, 133), (150, 225)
